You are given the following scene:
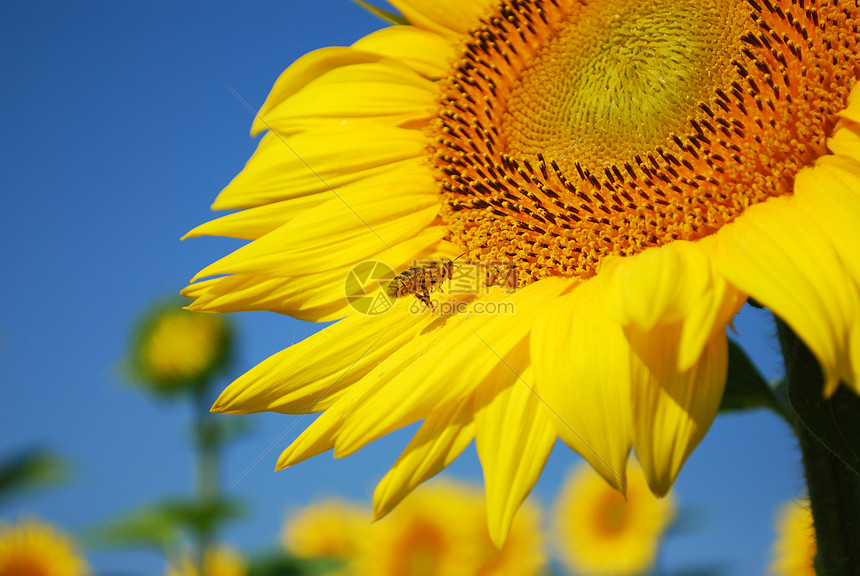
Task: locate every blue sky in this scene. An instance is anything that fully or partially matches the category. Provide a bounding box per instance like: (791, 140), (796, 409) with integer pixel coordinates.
(1, 2), (803, 574)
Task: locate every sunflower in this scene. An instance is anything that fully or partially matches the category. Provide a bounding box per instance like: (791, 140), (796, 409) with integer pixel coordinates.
(128, 298), (232, 396)
(348, 479), (546, 576)
(166, 545), (246, 576)
(553, 460), (674, 576)
(769, 500), (817, 576)
(475, 492), (546, 576)
(0, 518), (90, 576)
(184, 0), (860, 544)
(348, 480), (483, 576)
(282, 499), (368, 560)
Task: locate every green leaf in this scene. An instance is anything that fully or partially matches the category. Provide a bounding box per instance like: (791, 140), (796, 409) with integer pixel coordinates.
(778, 316), (860, 475)
(84, 505), (178, 550)
(351, 1), (408, 25)
(790, 373), (860, 475)
(0, 448), (69, 504)
(160, 496), (245, 536)
(85, 496), (245, 551)
(247, 553), (344, 576)
(719, 339), (778, 414)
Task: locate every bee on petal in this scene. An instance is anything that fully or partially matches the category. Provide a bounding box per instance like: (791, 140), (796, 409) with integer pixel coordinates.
(386, 259), (456, 310)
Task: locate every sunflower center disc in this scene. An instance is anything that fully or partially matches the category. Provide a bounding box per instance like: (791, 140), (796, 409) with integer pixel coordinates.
(432, 0), (858, 284)
(504, 0), (748, 171)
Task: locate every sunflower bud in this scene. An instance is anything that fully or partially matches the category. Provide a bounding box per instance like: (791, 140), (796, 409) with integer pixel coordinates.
(127, 298), (232, 398)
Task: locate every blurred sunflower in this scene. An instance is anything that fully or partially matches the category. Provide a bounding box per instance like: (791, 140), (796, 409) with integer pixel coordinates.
(349, 480), (545, 576)
(554, 461), (674, 575)
(166, 544), (246, 576)
(128, 298), (232, 397)
(184, 0), (860, 543)
(769, 500), (817, 576)
(0, 518), (90, 576)
(475, 493), (545, 576)
(350, 481), (482, 576)
(282, 499), (368, 560)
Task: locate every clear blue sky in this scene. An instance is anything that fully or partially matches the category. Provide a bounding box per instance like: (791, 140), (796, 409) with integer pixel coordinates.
(1, 2), (802, 574)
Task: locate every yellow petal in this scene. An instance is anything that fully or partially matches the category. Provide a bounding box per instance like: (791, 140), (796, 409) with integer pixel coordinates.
(373, 397), (475, 520)
(595, 241), (740, 494)
(629, 325), (728, 496)
(253, 47), (392, 135)
(181, 277), (220, 302)
(211, 126), (427, 211)
(600, 239), (745, 372)
(828, 120), (860, 162)
(251, 47), (434, 135)
(184, 195), (325, 240)
(351, 25), (456, 79)
(184, 228), (450, 322)
(184, 269), (350, 321)
(532, 278), (632, 492)
(211, 304), (428, 415)
(715, 194), (859, 395)
(795, 155), (860, 286)
(277, 303), (478, 470)
(837, 82), (860, 126)
(276, 402), (346, 469)
(600, 242), (708, 329)
(474, 345), (557, 547)
(389, 0), (493, 37)
(257, 58), (435, 136)
(192, 177), (439, 281)
(793, 155), (860, 393)
(335, 281), (569, 456)
(277, 367), (416, 470)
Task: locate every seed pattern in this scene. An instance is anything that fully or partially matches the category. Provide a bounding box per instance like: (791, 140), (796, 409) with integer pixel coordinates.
(431, 0), (859, 284)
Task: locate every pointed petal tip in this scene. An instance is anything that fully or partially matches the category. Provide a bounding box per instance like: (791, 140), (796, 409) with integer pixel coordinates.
(332, 437), (366, 459)
(643, 471), (672, 499)
(823, 376), (841, 399)
(179, 230), (197, 242)
(370, 500), (389, 523)
(181, 300), (203, 312)
(209, 384), (249, 415)
(486, 516), (510, 550)
(275, 438), (328, 470)
(613, 473), (629, 497)
(189, 268), (213, 284)
(274, 449), (295, 471)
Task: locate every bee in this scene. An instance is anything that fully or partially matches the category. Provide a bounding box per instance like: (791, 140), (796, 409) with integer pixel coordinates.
(385, 258), (456, 309)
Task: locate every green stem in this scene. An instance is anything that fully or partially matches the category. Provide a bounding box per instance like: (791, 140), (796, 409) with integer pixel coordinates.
(777, 319), (860, 576)
(194, 387), (220, 574)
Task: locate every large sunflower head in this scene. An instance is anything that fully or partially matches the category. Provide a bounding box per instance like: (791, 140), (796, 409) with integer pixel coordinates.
(433, 0), (854, 285)
(185, 0), (860, 544)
